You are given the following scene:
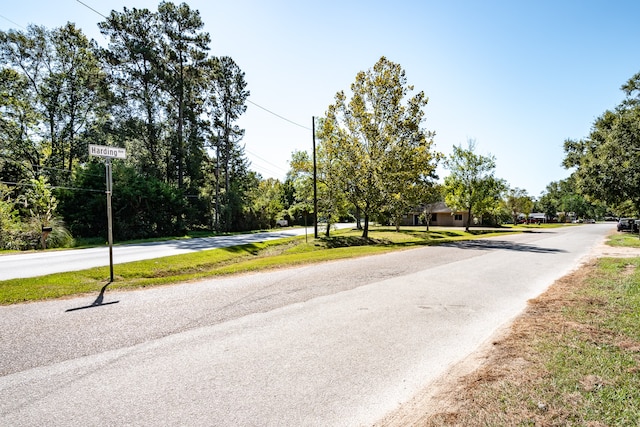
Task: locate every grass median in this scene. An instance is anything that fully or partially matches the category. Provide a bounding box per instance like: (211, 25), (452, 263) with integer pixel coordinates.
(0, 226), (522, 305)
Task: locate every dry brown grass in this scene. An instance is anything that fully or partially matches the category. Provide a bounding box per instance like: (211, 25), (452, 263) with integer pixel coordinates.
(377, 257), (640, 426)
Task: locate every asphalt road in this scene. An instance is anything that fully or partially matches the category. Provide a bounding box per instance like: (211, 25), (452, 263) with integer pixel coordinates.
(0, 225), (348, 281)
(0, 224), (613, 426)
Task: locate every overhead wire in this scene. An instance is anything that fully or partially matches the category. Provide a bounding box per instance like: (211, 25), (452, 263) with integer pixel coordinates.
(245, 149), (288, 173)
(74, 0), (315, 137)
(75, 0), (107, 19)
(0, 180), (103, 193)
(247, 100), (312, 131)
(0, 14), (26, 30)
(6, 0), (314, 182)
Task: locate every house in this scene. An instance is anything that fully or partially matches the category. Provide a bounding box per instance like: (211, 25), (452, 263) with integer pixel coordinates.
(401, 201), (472, 227)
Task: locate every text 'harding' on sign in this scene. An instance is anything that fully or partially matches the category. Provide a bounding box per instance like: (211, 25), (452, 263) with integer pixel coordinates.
(88, 144), (127, 159)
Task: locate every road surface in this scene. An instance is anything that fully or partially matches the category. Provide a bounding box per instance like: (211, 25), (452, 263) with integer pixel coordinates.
(0, 225), (351, 281)
(0, 224), (613, 426)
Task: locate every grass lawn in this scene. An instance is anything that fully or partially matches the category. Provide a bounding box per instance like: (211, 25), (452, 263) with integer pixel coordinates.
(0, 225), (521, 305)
(607, 231), (640, 247)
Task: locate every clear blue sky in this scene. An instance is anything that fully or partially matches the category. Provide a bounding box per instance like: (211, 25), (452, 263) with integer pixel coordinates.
(2, 0), (640, 197)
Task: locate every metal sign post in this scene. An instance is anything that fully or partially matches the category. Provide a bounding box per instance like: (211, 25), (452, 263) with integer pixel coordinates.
(89, 144), (126, 283)
(105, 158), (114, 282)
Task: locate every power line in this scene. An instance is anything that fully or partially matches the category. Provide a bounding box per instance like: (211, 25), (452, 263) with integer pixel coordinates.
(245, 149), (288, 174)
(0, 180), (103, 193)
(0, 14), (26, 30)
(75, 0), (108, 19)
(247, 100), (312, 131)
(77, 1), (311, 134)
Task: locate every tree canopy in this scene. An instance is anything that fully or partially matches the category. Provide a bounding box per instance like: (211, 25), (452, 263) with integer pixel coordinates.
(316, 56), (441, 237)
(564, 72), (640, 215)
(443, 140), (504, 231)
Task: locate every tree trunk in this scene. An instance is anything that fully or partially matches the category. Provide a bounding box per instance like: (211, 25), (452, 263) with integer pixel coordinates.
(362, 213), (369, 238)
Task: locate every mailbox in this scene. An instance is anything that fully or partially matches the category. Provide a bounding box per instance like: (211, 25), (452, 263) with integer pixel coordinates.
(42, 226), (53, 233)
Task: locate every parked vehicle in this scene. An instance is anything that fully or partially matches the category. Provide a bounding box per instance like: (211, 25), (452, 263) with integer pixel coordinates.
(617, 218), (638, 232)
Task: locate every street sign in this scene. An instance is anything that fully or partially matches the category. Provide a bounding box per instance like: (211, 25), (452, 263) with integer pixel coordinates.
(88, 144), (126, 282)
(89, 144), (127, 159)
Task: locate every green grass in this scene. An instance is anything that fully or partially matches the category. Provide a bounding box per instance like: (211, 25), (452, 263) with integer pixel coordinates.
(537, 257), (640, 424)
(607, 231), (640, 247)
(0, 226), (519, 305)
(426, 233), (640, 425)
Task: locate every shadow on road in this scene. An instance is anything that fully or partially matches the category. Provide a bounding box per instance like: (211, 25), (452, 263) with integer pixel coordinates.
(65, 283), (119, 312)
(444, 239), (567, 254)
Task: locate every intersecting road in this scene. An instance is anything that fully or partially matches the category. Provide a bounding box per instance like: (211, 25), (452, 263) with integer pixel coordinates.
(0, 225), (351, 280)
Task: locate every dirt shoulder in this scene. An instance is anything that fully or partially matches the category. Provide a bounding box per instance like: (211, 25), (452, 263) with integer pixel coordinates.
(375, 231), (640, 426)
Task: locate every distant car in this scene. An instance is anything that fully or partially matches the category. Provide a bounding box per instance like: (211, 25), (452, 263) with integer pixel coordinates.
(275, 219), (288, 227)
(617, 218), (637, 232)
(584, 219), (596, 224)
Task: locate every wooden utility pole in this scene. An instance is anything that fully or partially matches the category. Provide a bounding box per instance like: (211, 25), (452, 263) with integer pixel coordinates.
(312, 116), (318, 238)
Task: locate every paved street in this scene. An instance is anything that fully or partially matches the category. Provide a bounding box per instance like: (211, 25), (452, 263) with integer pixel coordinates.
(0, 225), (349, 280)
(0, 224), (613, 426)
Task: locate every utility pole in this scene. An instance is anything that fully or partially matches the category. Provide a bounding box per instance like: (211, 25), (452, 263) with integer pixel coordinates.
(312, 116), (318, 238)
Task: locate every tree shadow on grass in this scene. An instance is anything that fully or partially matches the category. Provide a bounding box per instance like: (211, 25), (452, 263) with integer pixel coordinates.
(320, 236), (391, 248)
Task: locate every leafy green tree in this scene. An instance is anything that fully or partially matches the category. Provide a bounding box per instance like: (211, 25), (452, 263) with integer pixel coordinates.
(420, 183), (444, 231)
(288, 144), (348, 237)
(246, 178), (283, 229)
(13, 176), (73, 249)
(504, 187), (534, 225)
(56, 161), (106, 238)
(0, 184), (20, 249)
(443, 140), (501, 231)
(317, 56), (440, 238)
(564, 71), (640, 215)
(537, 177), (608, 222)
(0, 68), (40, 184)
(0, 24), (109, 185)
(287, 150), (315, 226)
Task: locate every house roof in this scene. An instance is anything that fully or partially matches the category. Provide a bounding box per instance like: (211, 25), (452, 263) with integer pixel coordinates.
(427, 201), (453, 213)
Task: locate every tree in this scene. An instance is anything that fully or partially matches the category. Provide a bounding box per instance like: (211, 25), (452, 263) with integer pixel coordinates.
(99, 6), (166, 179)
(317, 56), (440, 238)
(208, 56), (249, 232)
(420, 183), (444, 231)
(287, 150), (315, 226)
(0, 24), (109, 185)
(443, 140), (500, 231)
(156, 1), (210, 189)
(288, 142), (348, 237)
(0, 68), (39, 184)
(564, 71), (640, 215)
(504, 187), (534, 225)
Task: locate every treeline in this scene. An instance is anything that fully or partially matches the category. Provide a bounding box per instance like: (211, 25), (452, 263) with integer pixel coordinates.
(2, 2), (631, 251)
(0, 2), (279, 248)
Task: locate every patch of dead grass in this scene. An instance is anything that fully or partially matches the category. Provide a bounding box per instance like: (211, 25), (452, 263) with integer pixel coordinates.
(377, 258), (640, 426)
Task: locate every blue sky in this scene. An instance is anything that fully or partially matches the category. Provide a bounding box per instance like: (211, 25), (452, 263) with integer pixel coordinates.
(2, 1), (640, 197)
